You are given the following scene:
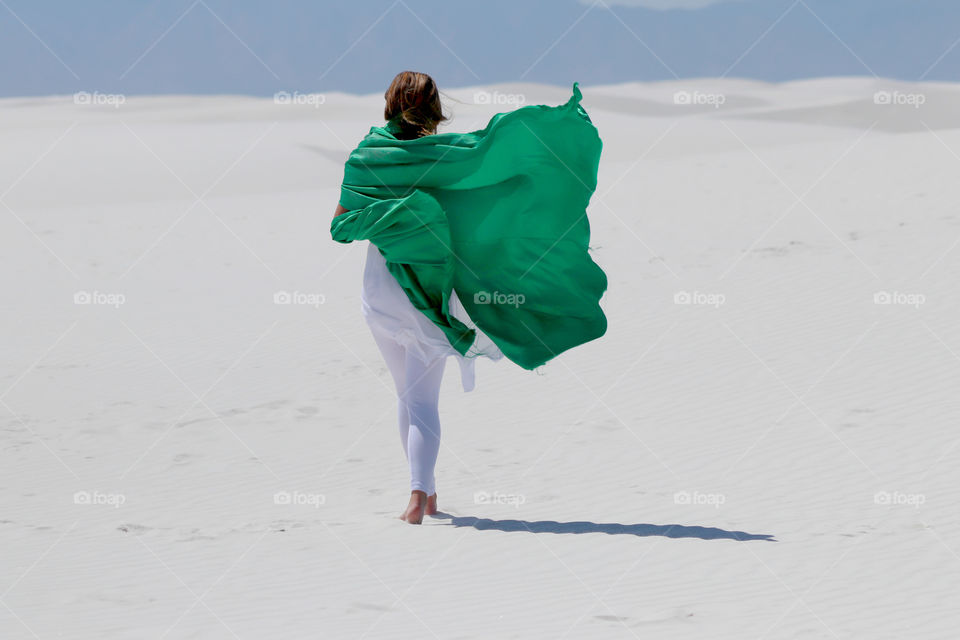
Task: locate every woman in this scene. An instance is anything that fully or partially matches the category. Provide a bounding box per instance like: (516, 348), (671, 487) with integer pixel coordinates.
(332, 71), (607, 525)
(334, 71), (487, 524)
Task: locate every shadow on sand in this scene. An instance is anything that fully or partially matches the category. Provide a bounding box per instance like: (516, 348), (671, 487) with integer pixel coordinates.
(431, 513), (775, 542)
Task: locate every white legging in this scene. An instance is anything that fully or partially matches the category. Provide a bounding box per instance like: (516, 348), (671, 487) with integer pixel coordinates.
(371, 330), (446, 496)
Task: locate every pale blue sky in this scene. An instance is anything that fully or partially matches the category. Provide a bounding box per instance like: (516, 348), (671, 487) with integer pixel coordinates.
(0, 0), (956, 97)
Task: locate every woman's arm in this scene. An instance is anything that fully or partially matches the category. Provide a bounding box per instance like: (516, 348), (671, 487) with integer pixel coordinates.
(334, 203), (347, 218)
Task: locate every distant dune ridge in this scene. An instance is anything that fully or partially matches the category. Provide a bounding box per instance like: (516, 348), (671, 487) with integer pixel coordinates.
(2, 78), (959, 638)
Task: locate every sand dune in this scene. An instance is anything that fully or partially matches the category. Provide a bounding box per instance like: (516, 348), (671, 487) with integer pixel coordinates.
(2, 77), (958, 638)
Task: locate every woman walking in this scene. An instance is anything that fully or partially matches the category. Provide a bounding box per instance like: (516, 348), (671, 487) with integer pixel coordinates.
(332, 71), (607, 524)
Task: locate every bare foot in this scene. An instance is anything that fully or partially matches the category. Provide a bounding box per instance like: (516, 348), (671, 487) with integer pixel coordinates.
(399, 491), (428, 524)
(425, 493), (438, 516)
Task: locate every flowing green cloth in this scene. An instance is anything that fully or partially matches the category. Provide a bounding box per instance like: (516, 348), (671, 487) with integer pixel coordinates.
(331, 82), (607, 370)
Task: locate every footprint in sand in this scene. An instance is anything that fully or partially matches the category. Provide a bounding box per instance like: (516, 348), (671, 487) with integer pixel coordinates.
(117, 523), (151, 534)
(297, 407), (320, 419)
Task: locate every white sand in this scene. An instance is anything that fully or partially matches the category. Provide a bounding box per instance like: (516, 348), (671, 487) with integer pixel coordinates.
(2, 77), (959, 638)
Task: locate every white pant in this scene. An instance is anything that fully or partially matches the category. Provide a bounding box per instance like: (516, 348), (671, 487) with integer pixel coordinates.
(371, 329), (446, 496)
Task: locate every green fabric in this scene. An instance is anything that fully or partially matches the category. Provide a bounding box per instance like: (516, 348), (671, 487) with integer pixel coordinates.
(331, 82), (607, 370)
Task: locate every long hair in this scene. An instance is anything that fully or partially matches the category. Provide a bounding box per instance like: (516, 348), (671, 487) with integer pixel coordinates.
(383, 71), (448, 140)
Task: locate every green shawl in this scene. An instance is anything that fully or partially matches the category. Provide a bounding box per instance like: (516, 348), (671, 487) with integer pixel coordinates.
(330, 82), (607, 370)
